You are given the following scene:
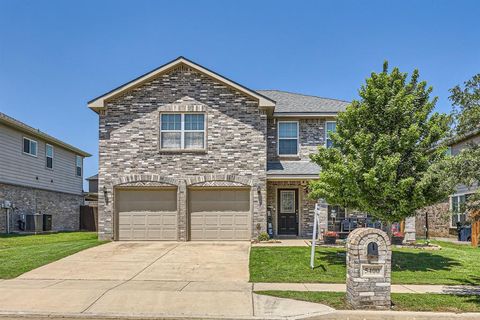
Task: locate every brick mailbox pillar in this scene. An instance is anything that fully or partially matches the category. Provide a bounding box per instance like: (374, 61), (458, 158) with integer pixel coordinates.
(346, 227), (391, 309)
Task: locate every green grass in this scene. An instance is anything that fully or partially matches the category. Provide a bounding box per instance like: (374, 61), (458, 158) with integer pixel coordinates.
(0, 232), (106, 279)
(250, 241), (480, 285)
(257, 291), (480, 312)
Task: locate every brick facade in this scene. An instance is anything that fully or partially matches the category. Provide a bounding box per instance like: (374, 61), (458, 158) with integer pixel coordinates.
(0, 183), (83, 232)
(267, 118), (326, 161)
(415, 200), (451, 237)
(98, 65), (267, 241)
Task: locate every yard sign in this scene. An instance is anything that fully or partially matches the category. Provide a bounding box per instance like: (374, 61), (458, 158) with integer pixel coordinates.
(310, 203), (320, 269)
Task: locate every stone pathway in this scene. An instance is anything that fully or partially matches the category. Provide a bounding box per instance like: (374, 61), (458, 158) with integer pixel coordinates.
(254, 282), (480, 295)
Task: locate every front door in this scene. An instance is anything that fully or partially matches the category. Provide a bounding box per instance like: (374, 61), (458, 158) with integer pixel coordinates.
(277, 189), (298, 235)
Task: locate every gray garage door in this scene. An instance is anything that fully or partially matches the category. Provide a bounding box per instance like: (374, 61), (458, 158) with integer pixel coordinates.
(116, 188), (177, 240)
(189, 188), (250, 240)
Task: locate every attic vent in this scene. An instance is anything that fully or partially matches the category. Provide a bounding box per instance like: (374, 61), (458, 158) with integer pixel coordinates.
(173, 64), (193, 73)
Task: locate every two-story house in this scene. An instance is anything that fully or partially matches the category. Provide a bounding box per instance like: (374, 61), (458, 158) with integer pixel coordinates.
(88, 57), (349, 241)
(416, 128), (480, 238)
(0, 112), (91, 233)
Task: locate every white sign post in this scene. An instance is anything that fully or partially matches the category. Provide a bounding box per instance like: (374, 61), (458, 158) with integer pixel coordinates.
(310, 203), (320, 269)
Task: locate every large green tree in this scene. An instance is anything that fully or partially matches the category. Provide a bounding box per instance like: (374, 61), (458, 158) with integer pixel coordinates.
(449, 74), (480, 135)
(448, 74), (480, 212)
(309, 62), (452, 223)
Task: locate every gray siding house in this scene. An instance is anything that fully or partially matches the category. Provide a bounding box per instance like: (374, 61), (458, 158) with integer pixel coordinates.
(416, 128), (480, 237)
(89, 57), (350, 241)
(0, 112), (91, 232)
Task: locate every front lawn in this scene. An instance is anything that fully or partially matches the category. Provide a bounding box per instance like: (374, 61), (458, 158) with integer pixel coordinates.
(0, 232), (106, 279)
(250, 241), (480, 285)
(257, 291), (480, 313)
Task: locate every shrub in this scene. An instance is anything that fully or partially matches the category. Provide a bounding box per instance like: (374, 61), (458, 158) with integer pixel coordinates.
(257, 232), (270, 242)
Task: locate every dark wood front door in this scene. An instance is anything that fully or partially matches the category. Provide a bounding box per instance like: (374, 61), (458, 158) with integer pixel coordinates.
(277, 189), (298, 235)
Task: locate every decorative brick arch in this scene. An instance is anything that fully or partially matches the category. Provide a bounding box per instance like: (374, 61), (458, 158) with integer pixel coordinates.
(185, 174), (254, 187)
(112, 174), (181, 187)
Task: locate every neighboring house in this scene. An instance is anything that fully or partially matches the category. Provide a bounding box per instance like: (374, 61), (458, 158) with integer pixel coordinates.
(416, 128), (480, 238)
(80, 174), (99, 232)
(84, 174), (98, 206)
(89, 56), (353, 241)
(0, 112), (91, 233)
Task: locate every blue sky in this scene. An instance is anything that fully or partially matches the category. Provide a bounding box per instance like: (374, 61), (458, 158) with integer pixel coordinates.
(1, 0), (479, 189)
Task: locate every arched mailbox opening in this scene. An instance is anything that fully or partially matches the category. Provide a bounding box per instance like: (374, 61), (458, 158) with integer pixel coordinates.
(367, 242), (379, 261)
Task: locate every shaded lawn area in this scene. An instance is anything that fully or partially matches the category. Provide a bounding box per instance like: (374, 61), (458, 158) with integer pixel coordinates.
(250, 241), (480, 285)
(0, 232), (106, 279)
(257, 291), (480, 313)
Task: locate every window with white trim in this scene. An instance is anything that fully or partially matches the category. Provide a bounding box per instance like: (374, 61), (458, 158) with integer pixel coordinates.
(450, 193), (472, 227)
(160, 113), (205, 150)
(23, 137), (37, 156)
(46, 144), (54, 169)
(76, 155), (82, 177)
(325, 121), (336, 148)
(278, 121), (298, 156)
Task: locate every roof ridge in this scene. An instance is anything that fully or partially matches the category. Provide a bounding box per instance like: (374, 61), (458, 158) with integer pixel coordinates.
(256, 89), (351, 103)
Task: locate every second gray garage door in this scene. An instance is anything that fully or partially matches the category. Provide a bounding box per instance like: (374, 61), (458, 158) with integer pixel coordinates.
(189, 188), (251, 240)
(116, 188), (177, 240)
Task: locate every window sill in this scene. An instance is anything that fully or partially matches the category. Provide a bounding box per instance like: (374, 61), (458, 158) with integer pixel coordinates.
(159, 149), (208, 154)
(277, 155), (301, 160)
(22, 152), (37, 158)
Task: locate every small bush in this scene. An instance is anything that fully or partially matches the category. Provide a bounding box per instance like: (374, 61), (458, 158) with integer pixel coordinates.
(257, 232), (270, 242)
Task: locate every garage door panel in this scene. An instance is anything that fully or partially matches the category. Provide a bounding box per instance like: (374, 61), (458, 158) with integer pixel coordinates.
(189, 189), (250, 240)
(116, 189), (178, 241)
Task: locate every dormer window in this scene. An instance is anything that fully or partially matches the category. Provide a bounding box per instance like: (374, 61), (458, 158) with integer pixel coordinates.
(160, 113), (206, 150)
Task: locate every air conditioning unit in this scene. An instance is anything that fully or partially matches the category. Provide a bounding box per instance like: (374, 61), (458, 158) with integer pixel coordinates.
(25, 214), (43, 232)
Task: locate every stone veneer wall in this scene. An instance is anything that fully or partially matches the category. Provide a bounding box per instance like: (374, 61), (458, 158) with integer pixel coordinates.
(415, 200), (451, 238)
(267, 118), (326, 161)
(0, 183), (83, 232)
(266, 180), (317, 237)
(98, 65), (267, 241)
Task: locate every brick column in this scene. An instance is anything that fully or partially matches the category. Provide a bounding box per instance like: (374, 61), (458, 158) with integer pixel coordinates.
(177, 181), (187, 241)
(404, 216), (416, 243)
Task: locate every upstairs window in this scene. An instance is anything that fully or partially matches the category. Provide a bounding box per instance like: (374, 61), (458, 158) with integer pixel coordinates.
(278, 121), (299, 156)
(46, 144), (54, 169)
(326, 121), (337, 148)
(76, 155), (82, 177)
(160, 113), (205, 150)
(23, 137), (37, 156)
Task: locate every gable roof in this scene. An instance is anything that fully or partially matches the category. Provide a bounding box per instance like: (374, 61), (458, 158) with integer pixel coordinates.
(88, 56), (276, 113)
(86, 174), (98, 180)
(0, 112), (91, 157)
(257, 90), (349, 116)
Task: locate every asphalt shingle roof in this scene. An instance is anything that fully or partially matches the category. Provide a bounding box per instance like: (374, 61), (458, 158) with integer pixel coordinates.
(267, 161), (320, 176)
(257, 90), (350, 115)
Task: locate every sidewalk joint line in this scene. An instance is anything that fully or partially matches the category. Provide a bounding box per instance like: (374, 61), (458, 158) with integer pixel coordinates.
(179, 281), (191, 291)
(81, 280), (127, 313)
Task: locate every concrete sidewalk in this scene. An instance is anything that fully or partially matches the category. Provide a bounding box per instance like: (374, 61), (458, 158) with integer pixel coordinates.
(254, 283), (480, 295)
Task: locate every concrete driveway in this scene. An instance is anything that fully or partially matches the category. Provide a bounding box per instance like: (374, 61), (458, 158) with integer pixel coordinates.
(0, 241), (332, 319)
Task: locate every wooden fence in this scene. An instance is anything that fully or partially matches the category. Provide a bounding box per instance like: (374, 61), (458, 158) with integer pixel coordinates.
(80, 205), (98, 232)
